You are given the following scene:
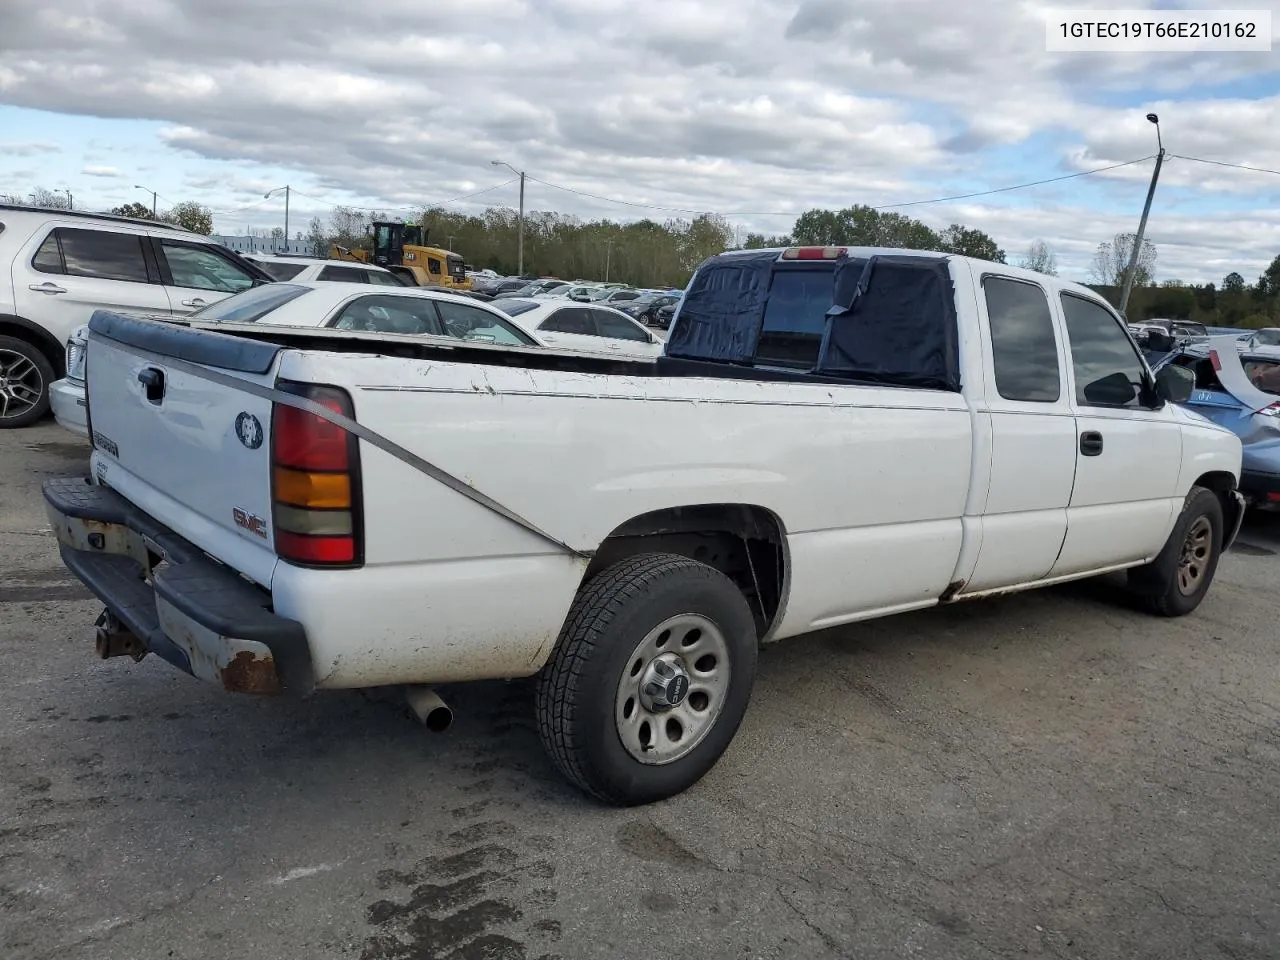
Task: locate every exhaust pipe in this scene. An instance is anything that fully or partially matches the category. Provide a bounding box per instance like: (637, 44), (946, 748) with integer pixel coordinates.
(405, 686), (453, 732)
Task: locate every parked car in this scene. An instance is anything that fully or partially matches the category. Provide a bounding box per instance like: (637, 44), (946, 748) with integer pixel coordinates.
(493, 279), (570, 299)
(652, 300), (679, 329)
(0, 202), (273, 429)
(490, 299), (664, 359)
(45, 244), (1243, 807)
(1240, 327), (1280, 351)
(49, 283), (540, 436)
(619, 292), (682, 326)
(1148, 335), (1280, 508)
(241, 254), (408, 286)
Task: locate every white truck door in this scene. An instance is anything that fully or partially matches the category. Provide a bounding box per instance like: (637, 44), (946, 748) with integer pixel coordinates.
(1050, 292), (1182, 575)
(150, 235), (259, 315)
(963, 273), (1076, 592)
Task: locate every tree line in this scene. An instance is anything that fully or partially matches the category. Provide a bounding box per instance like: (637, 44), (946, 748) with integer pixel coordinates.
(6, 182), (1279, 327)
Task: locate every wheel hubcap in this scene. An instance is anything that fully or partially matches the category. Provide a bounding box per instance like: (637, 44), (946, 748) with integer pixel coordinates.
(0, 349), (44, 421)
(615, 613), (731, 765)
(1176, 516), (1213, 596)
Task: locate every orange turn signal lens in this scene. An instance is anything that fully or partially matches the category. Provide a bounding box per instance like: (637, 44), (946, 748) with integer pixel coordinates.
(273, 467), (351, 509)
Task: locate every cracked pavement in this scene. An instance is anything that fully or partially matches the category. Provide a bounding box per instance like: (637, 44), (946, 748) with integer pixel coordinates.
(3, 422), (1279, 959)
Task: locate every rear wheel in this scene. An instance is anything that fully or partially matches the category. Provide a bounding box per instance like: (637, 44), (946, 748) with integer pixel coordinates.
(1127, 486), (1224, 617)
(0, 336), (55, 429)
(535, 552), (758, 806)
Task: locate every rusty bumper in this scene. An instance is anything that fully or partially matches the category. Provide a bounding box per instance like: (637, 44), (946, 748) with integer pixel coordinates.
(42, 476), (314, 696)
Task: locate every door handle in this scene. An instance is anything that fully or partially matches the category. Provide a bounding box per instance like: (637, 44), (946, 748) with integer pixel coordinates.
(1080, 430), (1104, 456)
(137, 367), (166, 404)
(180, 298), (207, 308)
(29, 282), (67, 295)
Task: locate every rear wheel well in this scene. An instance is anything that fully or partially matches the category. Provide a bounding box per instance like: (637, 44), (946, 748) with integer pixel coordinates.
(0, 316), (65, 377)
(585, 504), (787, 641)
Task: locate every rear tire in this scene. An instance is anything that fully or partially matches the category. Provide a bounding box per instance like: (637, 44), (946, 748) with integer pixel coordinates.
(535, 552), (758, 806)
(1127, 486), (1223, 617)
(0, 336), (55, 429)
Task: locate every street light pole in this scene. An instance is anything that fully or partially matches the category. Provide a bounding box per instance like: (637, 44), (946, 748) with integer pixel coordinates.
(1119, 113), (1165, 317)
(264, 186), (290, 252)
(491, 161), (525, 276)
(605, 238), (613, 283)
(134, 184), (156, 217)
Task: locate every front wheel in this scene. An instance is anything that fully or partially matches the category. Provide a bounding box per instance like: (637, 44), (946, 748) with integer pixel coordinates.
(535, 552), (758, 806)
(1127, 486), (1224, 617)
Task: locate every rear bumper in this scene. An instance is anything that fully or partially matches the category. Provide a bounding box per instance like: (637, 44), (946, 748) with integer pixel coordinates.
(49, 378), (88, 437)
(42, 476), (313, 695)
(1239, 469), (1280, 506)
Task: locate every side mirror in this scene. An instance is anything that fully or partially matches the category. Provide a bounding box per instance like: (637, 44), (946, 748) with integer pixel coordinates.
(1082, 371), (1139, 406)
(1154, 363), (1195, 404)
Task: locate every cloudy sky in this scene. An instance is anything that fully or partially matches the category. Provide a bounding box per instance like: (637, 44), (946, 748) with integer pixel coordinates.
(2, 0), (1279, 283)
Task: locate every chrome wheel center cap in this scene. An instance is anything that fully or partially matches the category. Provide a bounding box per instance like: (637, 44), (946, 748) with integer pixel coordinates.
(639, 653), (691, 711)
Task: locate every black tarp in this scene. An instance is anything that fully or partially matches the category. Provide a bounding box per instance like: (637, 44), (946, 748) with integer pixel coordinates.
(816, 255), (961, 391)
(664, 251), (778, 363)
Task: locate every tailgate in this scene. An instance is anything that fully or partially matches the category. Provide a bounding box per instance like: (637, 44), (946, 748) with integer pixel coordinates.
(84, 311), (283, 587)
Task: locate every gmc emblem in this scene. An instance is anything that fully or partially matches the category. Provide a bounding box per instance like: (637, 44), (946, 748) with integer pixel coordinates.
(233, 507), (268, 539)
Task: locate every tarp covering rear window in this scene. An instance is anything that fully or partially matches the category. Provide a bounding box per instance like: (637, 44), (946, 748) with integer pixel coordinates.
(817, 256), (960, 391)
(665, 251), (777, 363)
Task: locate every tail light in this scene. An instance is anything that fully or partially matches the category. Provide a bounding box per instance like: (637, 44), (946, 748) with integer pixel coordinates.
(781, 246), (848, 260)
(270, 381), (363, 567)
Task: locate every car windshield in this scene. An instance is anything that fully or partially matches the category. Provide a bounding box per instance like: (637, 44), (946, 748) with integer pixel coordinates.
(491, 299), (542, 317)
(192, 283), (312, 323)
(1253, 329), (1280, 347)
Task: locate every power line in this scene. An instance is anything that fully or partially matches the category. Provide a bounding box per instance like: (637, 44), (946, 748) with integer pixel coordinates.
(524, 157), (1155, 218)
(870, 155), (1156, 209)
(1168, 153), (1280, 178)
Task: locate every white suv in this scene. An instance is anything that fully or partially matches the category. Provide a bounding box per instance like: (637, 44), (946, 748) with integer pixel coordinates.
(0, 204), (273, 429)
(241, 253), (408, 286)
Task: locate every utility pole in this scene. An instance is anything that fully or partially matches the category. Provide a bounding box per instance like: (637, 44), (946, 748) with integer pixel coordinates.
(491, 161), (525, 276)
(447, 235), (455, 251)
(605, 238), (613, 283)
(264, 186), (290, 253)
(134, 184), (156, 217)
(1119, 114), (1165, 316)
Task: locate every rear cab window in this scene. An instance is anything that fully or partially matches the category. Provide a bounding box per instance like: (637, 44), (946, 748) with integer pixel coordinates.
(664, 248), (961, 391)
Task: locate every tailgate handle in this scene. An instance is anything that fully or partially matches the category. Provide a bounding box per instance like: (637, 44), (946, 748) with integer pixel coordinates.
(138, 367), (166, 404)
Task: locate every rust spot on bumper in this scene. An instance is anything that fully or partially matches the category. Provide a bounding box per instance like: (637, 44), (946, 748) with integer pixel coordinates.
(221, 650), (282, 695)
(940, 579), (966, 602)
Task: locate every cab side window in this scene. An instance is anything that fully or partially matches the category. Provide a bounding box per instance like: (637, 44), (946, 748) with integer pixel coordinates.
(983, 276), (1060, 402)
(1061, 294), (1148, 408)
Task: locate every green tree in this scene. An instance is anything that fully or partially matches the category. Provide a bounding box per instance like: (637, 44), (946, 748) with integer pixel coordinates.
(1222, 271), (1245, 294)
(161, 201), (213, 235)
(110, 201), (153, 219)
(937, 224), (1005, 262)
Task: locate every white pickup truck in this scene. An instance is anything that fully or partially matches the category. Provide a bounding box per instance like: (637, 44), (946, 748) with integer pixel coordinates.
(44, 246), (1245, 806)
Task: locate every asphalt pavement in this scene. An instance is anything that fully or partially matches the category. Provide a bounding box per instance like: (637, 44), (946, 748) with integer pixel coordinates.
(3, 421), (1279, 960)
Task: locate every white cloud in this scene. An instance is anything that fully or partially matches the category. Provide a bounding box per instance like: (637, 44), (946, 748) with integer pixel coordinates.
(81, 164), (122, 177)
(0, 0), (1277, 282)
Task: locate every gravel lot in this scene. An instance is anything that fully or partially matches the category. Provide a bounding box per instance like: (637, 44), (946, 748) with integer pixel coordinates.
(3, 421), (1279, 960)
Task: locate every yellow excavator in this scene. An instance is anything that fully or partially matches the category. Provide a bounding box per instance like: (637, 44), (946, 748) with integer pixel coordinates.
(330, 221), (471, 290)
